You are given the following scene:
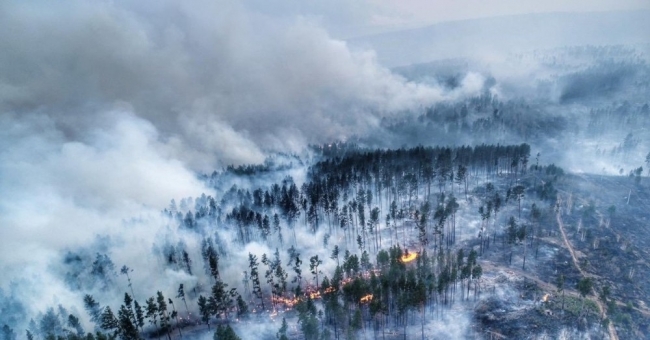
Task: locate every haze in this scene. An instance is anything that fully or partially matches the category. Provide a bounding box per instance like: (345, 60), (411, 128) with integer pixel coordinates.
(1, 1), (649, 340)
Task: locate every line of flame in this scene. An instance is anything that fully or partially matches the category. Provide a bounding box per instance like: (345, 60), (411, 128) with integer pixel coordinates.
(400, 252), (417, 263)
(360, 294), (373, 303)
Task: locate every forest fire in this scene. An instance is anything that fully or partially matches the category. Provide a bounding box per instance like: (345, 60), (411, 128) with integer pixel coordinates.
(272, 296), (301, 308)
(400, 251), (417, 263)
(541, 294), (550, 303)
(360, 294), (373, 303)
(270, 286), (337, 309)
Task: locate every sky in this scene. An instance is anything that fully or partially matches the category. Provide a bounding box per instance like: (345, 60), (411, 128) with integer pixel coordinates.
(244, 0), (650, 37)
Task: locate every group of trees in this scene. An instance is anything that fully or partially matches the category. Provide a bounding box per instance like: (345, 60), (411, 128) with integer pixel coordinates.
(26, 242), (246, 340)
(372, 92), (569, 146)
(587, 102), (650, 137)
(289, 245), (485, 340)
(81, 290), (187, 340)
(14, 142), (552, 340)
(62, 252), (118, 293)
(163, 143), (536, 338)
(22, 307), (87, 340)
(165, 144), (530, 257)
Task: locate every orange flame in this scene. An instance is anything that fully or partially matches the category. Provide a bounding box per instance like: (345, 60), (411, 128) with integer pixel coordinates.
(360, 294), (373, 303)
(272, 296), (301, 308)
(400, 251), (417, 263)
(542, 294), (550, 303)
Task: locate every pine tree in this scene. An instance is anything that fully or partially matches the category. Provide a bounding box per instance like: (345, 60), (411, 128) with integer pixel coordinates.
(209, 280), (236, 320)
(208, 252), (220, 282)
(119, 266), (136, 300)
(213, 324), (241, 340)
(182, 250), (192, 275)
(168, 298), (183, 339)
(99, 307), (118, 335)
(276, 318), (289, 340)
(309, 256), (322, 287)
(1, 325), (16, 340)
(145, 297), (158, 329)
(133, 301), (144, 332)
(576, 277), (593, 315)
(67, 314), (84, 336)
(273, 250), (289, 300)
(83, 295), (103, 325)
(156, 292), (171, 340)
(297, 300), (319, 340)
(121, 293), (139, 336)
(91, 254), (116, 291)
(292, 254), (303, 296)
(117, 305), (138, 340)
(330, 245), (339, 267)
(197, 296), (210, 330)
(248, 253), (265, 310)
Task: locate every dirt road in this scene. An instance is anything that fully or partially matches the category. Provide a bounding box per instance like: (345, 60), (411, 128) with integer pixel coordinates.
(555, 196), (619, 340)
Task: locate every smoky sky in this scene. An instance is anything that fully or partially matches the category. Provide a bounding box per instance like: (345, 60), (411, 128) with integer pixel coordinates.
(243, 0), (650, 37)
(1, 0), (484, 172)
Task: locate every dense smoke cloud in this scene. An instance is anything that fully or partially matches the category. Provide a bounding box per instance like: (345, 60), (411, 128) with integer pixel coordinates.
(0, 111), (207, 317)
(0, 0), (484, 330)
(0, 0), (480, 170)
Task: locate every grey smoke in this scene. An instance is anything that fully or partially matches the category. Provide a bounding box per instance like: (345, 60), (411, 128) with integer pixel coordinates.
(2, 0), (648, 338)
(0, 0), (479, 170)
(0, 0), (483, 321)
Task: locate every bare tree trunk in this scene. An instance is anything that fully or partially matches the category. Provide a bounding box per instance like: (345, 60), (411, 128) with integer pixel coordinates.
(522, 232), (528, 271)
